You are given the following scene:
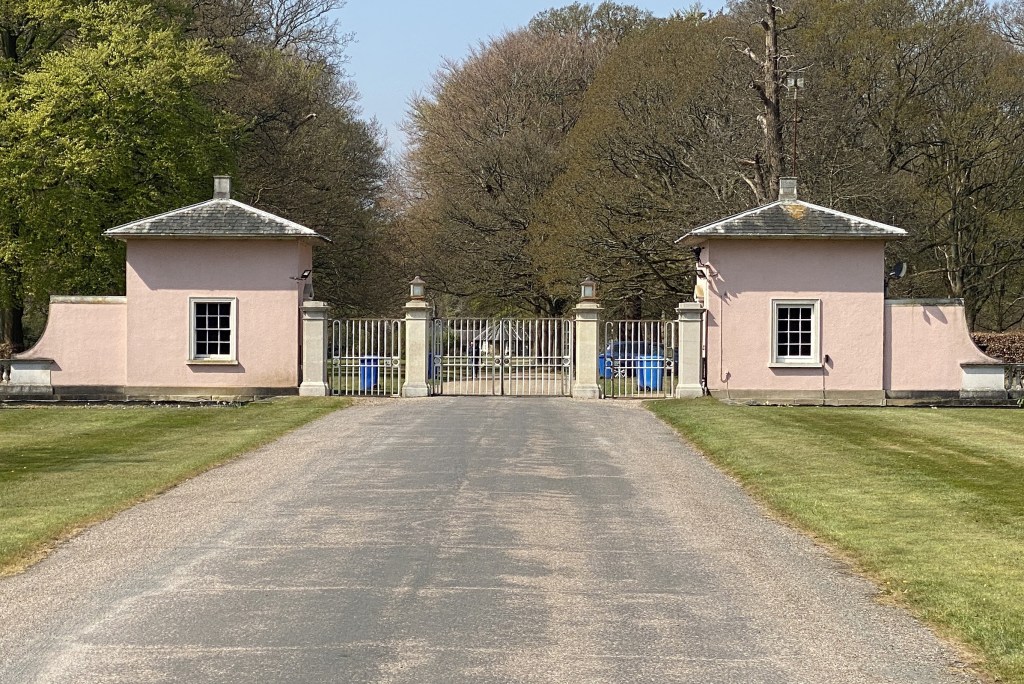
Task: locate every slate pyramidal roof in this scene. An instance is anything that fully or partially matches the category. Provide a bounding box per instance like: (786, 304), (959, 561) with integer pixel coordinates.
(675, 178), (906, 246)
(104, 177), (328, 242)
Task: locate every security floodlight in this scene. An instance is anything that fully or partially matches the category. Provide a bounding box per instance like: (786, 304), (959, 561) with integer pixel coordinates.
(786, 73), (805, 97)
(290, 269), (312, 281)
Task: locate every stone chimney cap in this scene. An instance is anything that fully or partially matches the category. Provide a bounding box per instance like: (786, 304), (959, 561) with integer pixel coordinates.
(779, 177), (797, 202)
(213, 175), (231, 199)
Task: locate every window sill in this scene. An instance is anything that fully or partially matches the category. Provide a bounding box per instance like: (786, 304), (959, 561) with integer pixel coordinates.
(769, 362), (822, 369)
(187, 359), (239, 366)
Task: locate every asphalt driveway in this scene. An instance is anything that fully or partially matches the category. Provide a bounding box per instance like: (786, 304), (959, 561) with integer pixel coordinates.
(0, 398), (977, 683)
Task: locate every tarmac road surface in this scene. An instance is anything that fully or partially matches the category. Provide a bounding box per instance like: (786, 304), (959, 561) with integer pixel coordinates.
(0, 398), (979, 683)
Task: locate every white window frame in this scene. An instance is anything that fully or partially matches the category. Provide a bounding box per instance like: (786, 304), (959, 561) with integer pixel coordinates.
(770, 299), (821, 367)
(189, 297), (238, 363)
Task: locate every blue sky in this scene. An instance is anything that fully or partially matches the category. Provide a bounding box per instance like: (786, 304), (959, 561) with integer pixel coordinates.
(335, 1), (728, 157)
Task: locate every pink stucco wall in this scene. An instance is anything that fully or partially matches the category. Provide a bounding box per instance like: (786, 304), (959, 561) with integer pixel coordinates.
(701, 239), (885, 399)
(17, 297), (127, 387)
(125, 239), (311, 390)
(884, 300), (998, 391)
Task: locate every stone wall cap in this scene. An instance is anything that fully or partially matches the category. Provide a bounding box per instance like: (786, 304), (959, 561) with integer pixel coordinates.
(961, 361), (1015, 367)
(51, 295), (127, 304)
(885, 298), (964, 307)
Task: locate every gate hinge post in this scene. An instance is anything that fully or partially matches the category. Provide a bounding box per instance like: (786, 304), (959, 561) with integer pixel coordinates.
(573, 300), (602, 399)
(676, 302), (704, 398)
(403, 300), (432, 397)
(299, 301), (330, 396)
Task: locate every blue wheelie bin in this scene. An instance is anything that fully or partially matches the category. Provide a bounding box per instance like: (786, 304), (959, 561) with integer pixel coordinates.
(637, 354), (664, 391)
(359, 356), (380, 390)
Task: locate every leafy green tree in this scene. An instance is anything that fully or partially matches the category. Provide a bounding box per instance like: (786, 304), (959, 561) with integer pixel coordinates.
(0, 0), (234, 350)
(531, 14), (745, 317)
(402, 4), (652, 316)
(786, 0), (1024, 329)
(402, 30), (613, 315)
(192, 0), (395, 315)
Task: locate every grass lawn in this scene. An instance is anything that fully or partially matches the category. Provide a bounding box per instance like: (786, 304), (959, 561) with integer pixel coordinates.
(0, 397), (347, 575)
(649, 398), (1024, 683)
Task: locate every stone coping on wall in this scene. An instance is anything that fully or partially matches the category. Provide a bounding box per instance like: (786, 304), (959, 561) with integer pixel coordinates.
(49, 295), (127, 304)
(885, 298), (963, 307)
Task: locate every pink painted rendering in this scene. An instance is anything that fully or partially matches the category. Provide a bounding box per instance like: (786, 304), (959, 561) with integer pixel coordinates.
(701, 239), (885, 397)
(884, 300), (1000, 391)
(124, 239), (311, 390)
(17, 297), (127, 387)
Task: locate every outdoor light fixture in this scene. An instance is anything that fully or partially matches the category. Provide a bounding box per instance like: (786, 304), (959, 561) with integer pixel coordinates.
(290, 269), (312, 281)
(786, 73), (805, 96)
(580, 278), (597, 301)
(409, 275), (426, 300)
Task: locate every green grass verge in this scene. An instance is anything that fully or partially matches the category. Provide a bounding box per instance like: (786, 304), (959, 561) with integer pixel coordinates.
(0, 397), (348, 575)
(649, 398), (1024, 683)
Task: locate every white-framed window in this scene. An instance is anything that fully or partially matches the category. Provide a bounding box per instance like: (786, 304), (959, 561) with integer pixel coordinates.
(771, 299), (820, 365)
(189, 298), (237, 362)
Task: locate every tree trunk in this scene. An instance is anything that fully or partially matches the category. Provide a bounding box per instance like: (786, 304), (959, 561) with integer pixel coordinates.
(761, 2), (785, 201)
(1, 304), (25, 353)
(1, 262), (26, 352)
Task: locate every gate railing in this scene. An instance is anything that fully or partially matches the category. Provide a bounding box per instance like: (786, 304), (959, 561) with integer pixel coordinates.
(430, 318), (573, 396)
(329, 319), (404, 396)
(601, 319), (678, 398)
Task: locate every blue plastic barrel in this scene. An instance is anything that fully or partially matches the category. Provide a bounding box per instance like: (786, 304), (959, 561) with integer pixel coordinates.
(637, 354), (664, 390)
(359, 356), (380, 390)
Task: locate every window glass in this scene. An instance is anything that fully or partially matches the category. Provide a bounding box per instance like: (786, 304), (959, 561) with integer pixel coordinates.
(191, 299), (234, 360)
(774, 301), (817, 362)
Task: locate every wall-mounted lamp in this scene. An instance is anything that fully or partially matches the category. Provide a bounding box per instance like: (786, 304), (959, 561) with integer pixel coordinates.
(409, 275), (426, 300)
(580, 278), (597, 302)
(290, 269), (312, 281)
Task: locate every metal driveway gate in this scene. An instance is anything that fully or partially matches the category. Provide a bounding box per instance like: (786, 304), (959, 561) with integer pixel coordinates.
(601, 319), (677, 398)
(430, 318), (573, 396)
(329, 319), (404, 396)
